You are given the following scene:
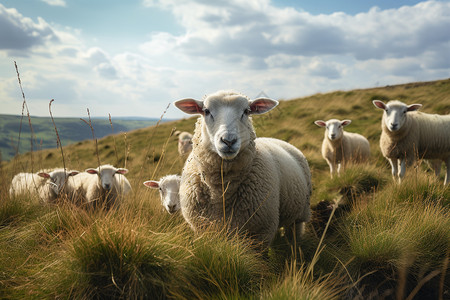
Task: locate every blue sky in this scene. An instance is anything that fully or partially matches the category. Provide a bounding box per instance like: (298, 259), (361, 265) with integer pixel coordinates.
(0, 0), (449, 119)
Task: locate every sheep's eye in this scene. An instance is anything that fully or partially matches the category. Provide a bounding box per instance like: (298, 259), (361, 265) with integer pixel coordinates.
(204, 109), (210, 116)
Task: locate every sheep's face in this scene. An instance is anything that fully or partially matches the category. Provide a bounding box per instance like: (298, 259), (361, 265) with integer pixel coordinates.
(38, 169), (79, 195)
(143, 175), (181, 214)
(315, 119), (351, 141)
(86, 165), (128, 191)
(174, 91), (278, 160)
(373, 100), (422, 132)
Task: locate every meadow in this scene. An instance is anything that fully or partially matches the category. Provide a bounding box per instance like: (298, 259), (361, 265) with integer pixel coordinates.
(0, 79), (449, 299)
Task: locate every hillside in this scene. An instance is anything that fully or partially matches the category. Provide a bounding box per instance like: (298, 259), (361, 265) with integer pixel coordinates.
(4, 78), (449, 183)
(0, 115), (162, 161)
(1, 79), (449, 299)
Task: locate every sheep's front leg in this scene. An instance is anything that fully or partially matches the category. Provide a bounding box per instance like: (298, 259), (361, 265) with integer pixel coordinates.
(398, 158), (406, 183)
(337, 163), (342, 176)
(327, 159), (336, 178)
(389, 158), (398, 182)
(444, 158), (450, 186)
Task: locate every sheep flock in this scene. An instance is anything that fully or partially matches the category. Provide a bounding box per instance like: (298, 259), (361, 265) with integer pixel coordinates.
(8, 90), (450, 251)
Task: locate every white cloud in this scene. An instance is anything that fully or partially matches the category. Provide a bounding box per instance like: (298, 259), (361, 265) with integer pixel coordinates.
(41, 0), (66, 7)
(1, 1), (449, 119)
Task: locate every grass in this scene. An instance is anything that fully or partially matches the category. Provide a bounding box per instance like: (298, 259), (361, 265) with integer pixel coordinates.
(1, 78), (449, 299)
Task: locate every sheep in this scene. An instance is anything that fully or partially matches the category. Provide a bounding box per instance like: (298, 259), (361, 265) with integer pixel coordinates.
(314, 119), (371, 177)
(174, 90), (311, 250)
(177, 131), (193, 156)
(373, 100), (450, 185)
(143, 175), (181, 214)
(9, 169), (79, 202)
(69, 164), (132, 208)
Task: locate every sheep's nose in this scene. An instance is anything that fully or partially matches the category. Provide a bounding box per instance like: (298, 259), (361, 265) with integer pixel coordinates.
(221, 137), (237, 148)
(104, 183), (111, 190)
(168, 205), (176, 213)
(330, 134), (336, 139)
(390, 123), (398, 130)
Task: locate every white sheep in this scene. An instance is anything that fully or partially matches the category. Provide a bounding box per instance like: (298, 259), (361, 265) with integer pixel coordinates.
(174, 90), (312, 250)
(373, 100), (450, 185)
(177, 131), (193, 156)
(314, 119), (371, 177)
(143, 175), (181, 214)
(70, 164), (132, 208)
(9, 169), (79, 202)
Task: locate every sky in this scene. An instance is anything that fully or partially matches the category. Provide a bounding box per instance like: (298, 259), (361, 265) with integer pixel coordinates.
(0, 0), (449, 120)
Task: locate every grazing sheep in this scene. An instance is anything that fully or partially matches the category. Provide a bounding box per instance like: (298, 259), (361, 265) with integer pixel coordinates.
(9, 169), (79, 202)
(177, 131), (193, 156)
(373, 100), (450, 185)
(314, 119), (371, 177)
(143, 175), (181, 214)
(70, 164), (132, 208)
(174, 90), (311, 250)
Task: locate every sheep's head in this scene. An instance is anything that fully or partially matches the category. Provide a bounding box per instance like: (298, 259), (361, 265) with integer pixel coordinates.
(143, 175), (181, 214)
(174, 90), (278, 160)
(314, 119), (351, 141)
(38, 169), (79, 195)
(373, 100), (422, 132)
(86, 164), (128, 191)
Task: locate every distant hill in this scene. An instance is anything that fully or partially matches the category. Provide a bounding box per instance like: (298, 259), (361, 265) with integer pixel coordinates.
(0, 115), (165, 161)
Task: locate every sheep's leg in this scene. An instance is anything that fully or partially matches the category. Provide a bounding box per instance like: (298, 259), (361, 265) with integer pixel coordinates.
(337, 163), (342, 176)
(389, 158), (399, 182)
(327, 160), (336, 178)
(398, 158), (406, 183)
(444, 158), (450, 186)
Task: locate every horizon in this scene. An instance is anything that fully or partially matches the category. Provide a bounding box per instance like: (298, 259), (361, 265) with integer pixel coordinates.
(1, 0), (449, 119)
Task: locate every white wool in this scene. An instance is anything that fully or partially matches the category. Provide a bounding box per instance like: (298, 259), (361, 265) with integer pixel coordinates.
(373, 100), (450, 185)
(315, 119), (370, 177)
(174, 90), (312, 249)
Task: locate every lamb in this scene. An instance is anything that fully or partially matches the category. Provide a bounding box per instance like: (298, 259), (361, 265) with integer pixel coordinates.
(177, 131), (193, 156)
(373, 100), (450, 185)
(314, 119), (371, 177)
(174, 90), (312, 250)
(69, 164), (132, 208)
(9, 168), (79, 202)
(143, 175), (181, 214)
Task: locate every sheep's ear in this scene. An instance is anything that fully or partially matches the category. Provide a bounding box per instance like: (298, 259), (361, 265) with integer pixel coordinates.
(116, 168), (128, 175)
(143, 181), (160, 189)
(37, 172), (50, 178)
(174, 99), (204, 115)
(314, 120), (327, 127)
(69, 171), (79, 176)
(373, 100), (386, 110)
(249, 98), (278, 115)
(407, 104), (422, 112)
(86, 168), (98, 175)
(341, 120), (352, 127)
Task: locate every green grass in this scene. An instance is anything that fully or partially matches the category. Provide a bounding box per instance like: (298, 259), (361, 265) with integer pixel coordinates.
(1, 78), (449, 299)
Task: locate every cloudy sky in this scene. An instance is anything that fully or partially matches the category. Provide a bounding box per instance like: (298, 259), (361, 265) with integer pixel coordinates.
(0, 0), (449, 119)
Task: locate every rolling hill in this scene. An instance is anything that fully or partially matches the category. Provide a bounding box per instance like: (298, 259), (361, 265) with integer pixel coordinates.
(0, 115), (164, 161)
(1, 78), (449, 299)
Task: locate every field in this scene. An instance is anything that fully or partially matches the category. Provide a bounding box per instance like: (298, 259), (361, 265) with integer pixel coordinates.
(0, 114), (161, 161)
(0, 79), (449, 299)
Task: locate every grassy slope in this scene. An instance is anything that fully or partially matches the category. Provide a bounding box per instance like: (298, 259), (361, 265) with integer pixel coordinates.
(0, 79), (449, 299)
(0, 115), (160, 161)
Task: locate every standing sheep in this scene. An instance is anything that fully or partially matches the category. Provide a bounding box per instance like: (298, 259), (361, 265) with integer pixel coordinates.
(314, 119), (370, 177)
(177, 131), (193, 156)
(70, 164), (132, 208)
(9, 169), (79, 202)
(143, 175), (181, 214)
(373, 100), (450, 185)
(174, 90), (311, 250)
